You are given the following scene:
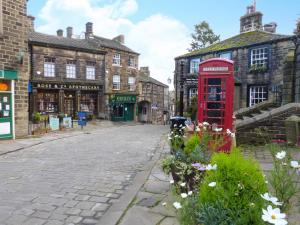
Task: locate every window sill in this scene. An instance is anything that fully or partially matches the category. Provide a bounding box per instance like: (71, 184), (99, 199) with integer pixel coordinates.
(128, 66), (137, 70)
(112, 64), (122, 67)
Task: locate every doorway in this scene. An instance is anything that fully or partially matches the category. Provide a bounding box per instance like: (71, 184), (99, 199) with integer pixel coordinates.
(64, 92), (75, 118)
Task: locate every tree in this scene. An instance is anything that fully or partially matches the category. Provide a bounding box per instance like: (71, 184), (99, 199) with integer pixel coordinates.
(188, 21), (220, 52)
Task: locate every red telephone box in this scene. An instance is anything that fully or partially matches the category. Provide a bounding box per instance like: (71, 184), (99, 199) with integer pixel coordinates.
(198, 58), (234, 151)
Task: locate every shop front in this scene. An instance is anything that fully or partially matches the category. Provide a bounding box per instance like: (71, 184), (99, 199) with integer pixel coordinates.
(0, 70), (17, 139)
(31, 82), (103, 119)
(110, 94), (137, 121)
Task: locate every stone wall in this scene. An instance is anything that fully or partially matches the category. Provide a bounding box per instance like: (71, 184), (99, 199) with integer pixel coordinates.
(294, 40), (300, 102)
(0, 0), (29, 137)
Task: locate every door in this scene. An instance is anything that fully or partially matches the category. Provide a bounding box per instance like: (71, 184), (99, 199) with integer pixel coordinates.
(0, 93), (13, 139)
(124, 104), (134, 121)
(199, 76), (228, 129)
(64, 92), (75, 118)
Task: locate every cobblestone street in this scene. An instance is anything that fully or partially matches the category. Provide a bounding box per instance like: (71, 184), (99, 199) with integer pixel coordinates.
(0, 124), (168, 225)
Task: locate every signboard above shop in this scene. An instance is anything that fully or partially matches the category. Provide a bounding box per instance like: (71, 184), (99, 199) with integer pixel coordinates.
(32, 82), (102, 91)
(110, 94), (136, 103)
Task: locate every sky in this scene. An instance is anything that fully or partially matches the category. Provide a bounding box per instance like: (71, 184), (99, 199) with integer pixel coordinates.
(27, 0), (300, 88)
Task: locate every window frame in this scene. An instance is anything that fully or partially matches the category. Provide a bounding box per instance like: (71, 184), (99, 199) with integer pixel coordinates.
(86, 61), (96, 80)
(128, 76), (135, 91)
(189, 87), (198, 104)
(112, 75), (121, 90)
(249, 45), (270, 68)
(128, 56), (136, 68)
(189, 58), (201, 74)
(248, 85), (268, 107)
(218, 51), (232, 60)
(66, 60), (76, 79)
(112, 53), (121, 66)
(44, 57), (56, 77)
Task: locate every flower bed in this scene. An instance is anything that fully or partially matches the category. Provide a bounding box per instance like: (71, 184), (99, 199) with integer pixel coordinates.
(162, 122), (299, 225)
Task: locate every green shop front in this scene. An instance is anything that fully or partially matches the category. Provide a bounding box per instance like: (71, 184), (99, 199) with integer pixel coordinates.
(110, 94), (137, 121)
(0, 70), (17, 139)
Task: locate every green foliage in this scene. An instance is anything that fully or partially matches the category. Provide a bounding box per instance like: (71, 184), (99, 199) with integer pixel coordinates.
(33, 112), (42, 123)
(249, 64), (268, 74)
(189, 21), (220, 52)
(268, 144), (299, 211)
(196, 201), (235, 225)
(184, 134), (200, 155)
(161, 155), (175, 174)
(198, 149), (267, 225)
(186, 96), (198, 121)
(178, 195), (199, 225)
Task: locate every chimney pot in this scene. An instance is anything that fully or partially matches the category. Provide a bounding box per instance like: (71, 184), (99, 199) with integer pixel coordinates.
(57, 29), (63, 37)
(67, 26), (73, 38)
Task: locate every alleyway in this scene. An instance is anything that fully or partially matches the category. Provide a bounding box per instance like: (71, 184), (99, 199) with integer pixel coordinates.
(0, 124), (168, 225)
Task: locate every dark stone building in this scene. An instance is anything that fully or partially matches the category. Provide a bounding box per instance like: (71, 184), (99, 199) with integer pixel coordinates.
(84, 23), (140, 121)
(137, 67), (169, 124)
(28, 29), (106, 120)
(0, 0), (30, 139)
(174, 4), (295, 115)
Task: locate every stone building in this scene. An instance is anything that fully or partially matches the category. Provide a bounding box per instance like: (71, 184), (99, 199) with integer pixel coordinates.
(137, 67), (169, 124)
(0, 0), (30, 139)
(28, 29), (106, 120)
(174, 4), (295, 115)
(84, 22), (140, 121)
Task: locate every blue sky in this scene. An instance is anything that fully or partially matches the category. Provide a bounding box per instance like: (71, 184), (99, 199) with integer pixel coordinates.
(27, 0), (299, 86)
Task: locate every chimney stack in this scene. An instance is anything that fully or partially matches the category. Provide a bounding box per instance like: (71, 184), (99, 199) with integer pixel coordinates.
(57, 29), (63, 37)
(27, 15), (35, 32)
(67, 26), (73, 38)
(264, 22), (277, 33)
(113, 35), (125, 44)
(139, 67), (150, 77)
(240, 3), (263, 33)
(85, 22), (93, 39)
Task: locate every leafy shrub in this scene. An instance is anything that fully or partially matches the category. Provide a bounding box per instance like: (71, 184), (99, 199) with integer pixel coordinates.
(162, 155), (175, 174)
(198, 149), (267, 225)
(184, 134), (200, 155)
(196, 201), (235, 225)
(178, 195), (199, 225)
(33, 112), (42, 123)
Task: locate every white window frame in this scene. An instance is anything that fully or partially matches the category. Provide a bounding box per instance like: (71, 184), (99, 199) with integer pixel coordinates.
(44, 58), (55, 77)
(113, 75), (121, 90)
(113, 53), (121, 66)
(249, 86), (267, 107)
(190, 58), (200, 74)
(66, 60), (76, 79)
(128, 76), (135, 91)
(86, 62), (95, 80)
(250, 47), (268, 67)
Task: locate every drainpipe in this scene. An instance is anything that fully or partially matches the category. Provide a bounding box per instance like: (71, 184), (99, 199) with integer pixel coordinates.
(292, 35), (300, 102)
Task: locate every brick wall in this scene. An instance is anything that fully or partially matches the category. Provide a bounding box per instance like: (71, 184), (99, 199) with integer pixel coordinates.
(0, 0), (29, 137)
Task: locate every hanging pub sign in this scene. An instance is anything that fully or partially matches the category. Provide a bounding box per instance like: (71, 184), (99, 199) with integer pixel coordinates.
(32, 82), (102, 91)
(0, 82), (9, 91)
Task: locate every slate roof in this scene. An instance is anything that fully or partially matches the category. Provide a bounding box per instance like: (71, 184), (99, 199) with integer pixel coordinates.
(176, 30), (294, 59)
(138, 75), (168, 88)
(29, 32), (105, 53)
(92, 35), (139, 55)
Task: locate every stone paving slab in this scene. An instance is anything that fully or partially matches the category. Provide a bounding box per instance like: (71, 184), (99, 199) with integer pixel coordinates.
(0, 124), (168, 225)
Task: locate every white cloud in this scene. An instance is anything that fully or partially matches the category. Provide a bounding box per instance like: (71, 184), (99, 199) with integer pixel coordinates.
(36, 0), (190, 88)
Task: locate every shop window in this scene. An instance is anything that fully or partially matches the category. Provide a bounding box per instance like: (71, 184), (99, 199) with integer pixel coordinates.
(128, 56), (136, 67)
(86, 62), (95, 80)
(113, 53), (121, 65)
(128, 77), (135, 91)
(80, 92), (97, 114)
(190, 58), (200, 74)
(113, 75), (121, 90)
(249, 86), (267, 107)
(37, 92), (58, 113)
(44, 57), (55, 77)
(250, 47), (269, 67)
(113, 105), (123, 117)
(66, 60), (76, 78)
